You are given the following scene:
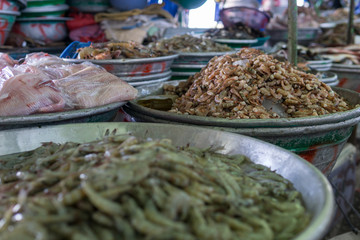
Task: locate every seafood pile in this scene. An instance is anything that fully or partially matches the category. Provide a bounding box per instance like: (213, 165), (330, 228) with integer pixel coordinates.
(0, 134), (310, 240)
(76, 41), (172, 60)
(165, 48), (351, 119)
(203, 22), (265, 40)
(311, 45), (360, 65)
(0, 53), (137, 116)
(148, 34), (233, 52)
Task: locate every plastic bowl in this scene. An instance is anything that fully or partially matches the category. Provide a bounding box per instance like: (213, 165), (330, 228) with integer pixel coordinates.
(220, 7), (270, 30)
(21, 4), (69, 18)
(68, 0), (109, 12)
(0, 10), (19, 45)
(27, 0), (65, 7)
(0, 0), (24, 11)
(109, 0), (147, 11)
(12, 17), (70, 43)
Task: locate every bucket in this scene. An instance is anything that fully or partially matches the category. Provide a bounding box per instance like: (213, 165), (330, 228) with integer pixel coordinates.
(0, 10), (19, 45)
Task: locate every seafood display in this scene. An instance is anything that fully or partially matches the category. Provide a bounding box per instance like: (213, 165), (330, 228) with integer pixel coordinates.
(266, 7), (320, 30)
(0, 134), (310, 240)
(148, 34), (233, 53)
(203, 22), (265, 40)
(316, 23), (360, 47)
(76, 41), (172, 60)
(0, 53), (137, 116)
(311, 45), (360, 65)
(163, 48), (352, 119)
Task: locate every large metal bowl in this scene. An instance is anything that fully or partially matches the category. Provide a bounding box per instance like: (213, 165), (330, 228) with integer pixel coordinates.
(63, 54), (179, 77)
(174, 51), (237, 65)
(0, 122), (334, 240)
(331, 64), (360, 93)
(123, 81), (360, 175)
(0, 101), (125, 130)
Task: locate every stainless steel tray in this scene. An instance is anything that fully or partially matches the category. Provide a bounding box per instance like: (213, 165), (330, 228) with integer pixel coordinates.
(0, 122), (334, 240)
(0, 101), (126, 130)
(63, 54), (179, 77)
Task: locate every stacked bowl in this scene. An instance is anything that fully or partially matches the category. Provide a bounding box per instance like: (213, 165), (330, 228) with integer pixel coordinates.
(0, 0), (25, 45)
(13, 0), (70, 43)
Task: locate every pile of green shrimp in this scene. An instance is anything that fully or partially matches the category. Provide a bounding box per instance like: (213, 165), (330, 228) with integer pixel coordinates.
(0, 135), (311, 240)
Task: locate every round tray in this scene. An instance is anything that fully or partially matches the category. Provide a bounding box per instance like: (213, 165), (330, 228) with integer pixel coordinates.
(0, 101), (126, 130)
(63, 54), (179, 77)
(0, 122), (334, 240)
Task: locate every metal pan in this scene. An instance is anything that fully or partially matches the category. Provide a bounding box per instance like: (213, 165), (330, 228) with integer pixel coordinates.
(174, 50), (237, 65)
(124, 81), (360, 174)
(0, 101), (126, 130)
(63, 54), (179, 77)
(127, 80), (360, 127)
(118, 70), (172, 82)
(0, 122), (334, 240)
(128, 75), (171, 87)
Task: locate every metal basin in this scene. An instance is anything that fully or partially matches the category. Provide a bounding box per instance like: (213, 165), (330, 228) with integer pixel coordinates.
(63, 54), (179, 77)
(331, 64), (360, 93)
(123, 80), (360, 175)
(174, 51), (237, 65)
(0, 122), (334, 240)
(0, 101), (126, 130)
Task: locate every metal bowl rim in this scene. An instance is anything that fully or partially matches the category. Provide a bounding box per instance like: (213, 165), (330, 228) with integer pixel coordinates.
(127, 80), (360, 127)
(62, 54), (179, 64)
(0, 101), (126, 124)
(0, 121), (335, 240)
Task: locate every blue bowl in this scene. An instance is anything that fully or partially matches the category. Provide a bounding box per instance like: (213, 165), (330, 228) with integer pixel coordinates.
(109, 0), (147, 11)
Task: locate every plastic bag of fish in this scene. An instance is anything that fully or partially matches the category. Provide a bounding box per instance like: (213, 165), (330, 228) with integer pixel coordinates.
(0, 52), (138, 117)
